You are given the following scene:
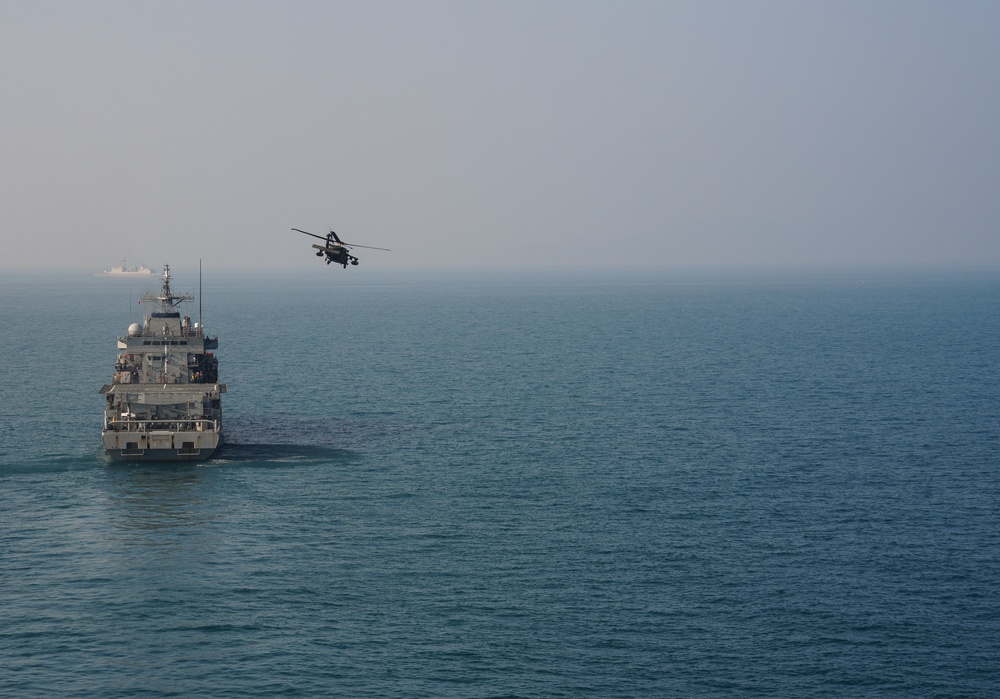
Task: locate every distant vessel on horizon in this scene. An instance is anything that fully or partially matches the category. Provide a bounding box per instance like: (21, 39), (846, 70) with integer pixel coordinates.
(96, 259), (156, 277)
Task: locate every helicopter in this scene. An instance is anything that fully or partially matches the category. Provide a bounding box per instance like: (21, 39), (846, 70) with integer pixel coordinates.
(292, 228), (390, 269)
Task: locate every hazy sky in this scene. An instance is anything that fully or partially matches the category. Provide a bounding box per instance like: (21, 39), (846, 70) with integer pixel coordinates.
(2, 1), (999, 271)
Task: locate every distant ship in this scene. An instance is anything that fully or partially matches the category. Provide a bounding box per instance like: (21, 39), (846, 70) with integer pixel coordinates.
(96, 259), (157, 277)
(100, 264), (225, 461)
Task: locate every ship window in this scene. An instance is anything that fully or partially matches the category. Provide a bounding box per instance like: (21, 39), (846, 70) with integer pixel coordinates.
(143, 341), (151, 345)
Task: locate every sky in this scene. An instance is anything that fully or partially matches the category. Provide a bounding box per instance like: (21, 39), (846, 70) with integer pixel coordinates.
(2, 1), (999, 272)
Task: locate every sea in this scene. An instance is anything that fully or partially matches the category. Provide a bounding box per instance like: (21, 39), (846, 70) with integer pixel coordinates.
(1, 267), (998, 698)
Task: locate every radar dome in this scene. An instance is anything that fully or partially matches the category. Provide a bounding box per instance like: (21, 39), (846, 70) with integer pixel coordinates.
(128, 322), (143, 337)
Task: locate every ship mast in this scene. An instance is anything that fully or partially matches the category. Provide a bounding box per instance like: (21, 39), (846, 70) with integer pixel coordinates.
(140, 264), (194, 314)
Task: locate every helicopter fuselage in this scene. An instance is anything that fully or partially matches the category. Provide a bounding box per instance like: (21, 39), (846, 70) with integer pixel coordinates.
(294, 228), (385, 269)
(312, 243), (358, 268)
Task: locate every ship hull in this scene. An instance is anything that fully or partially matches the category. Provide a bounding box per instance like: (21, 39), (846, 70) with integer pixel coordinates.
(102, 429), (221, 462)
(105, 447), (218, 462)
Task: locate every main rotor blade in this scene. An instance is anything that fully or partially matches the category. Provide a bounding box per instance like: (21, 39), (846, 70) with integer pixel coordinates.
(293, 228), (390, 251)
(291, 228), (328, 242)
(341, 242), (392, 251)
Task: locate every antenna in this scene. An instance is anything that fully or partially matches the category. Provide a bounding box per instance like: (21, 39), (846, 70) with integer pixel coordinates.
(199, 259), (203, 331)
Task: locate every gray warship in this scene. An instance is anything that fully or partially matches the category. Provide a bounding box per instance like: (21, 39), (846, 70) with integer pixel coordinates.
(100, 264), (225, 461)
(95, 259), (156, 277)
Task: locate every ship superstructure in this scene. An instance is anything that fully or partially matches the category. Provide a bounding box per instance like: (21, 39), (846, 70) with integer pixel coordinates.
(96, 259), (156, 277)
(100, 264), (225, 461)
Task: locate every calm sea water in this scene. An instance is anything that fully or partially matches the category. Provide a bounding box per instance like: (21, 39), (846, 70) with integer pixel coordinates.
(1, 268), (999, 697)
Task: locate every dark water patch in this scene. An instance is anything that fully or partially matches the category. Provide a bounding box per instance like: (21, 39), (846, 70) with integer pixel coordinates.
(213, 441), (356, 465)
(1, 451), (109, 476)
(226, 412), (404, 447)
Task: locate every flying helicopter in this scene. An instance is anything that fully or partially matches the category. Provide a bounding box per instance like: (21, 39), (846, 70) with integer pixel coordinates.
(292, 228), (390, 269)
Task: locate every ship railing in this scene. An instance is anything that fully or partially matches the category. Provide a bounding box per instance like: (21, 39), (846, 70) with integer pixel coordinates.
(104, 418), (220, 433)
(135, 327), (205, 338)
